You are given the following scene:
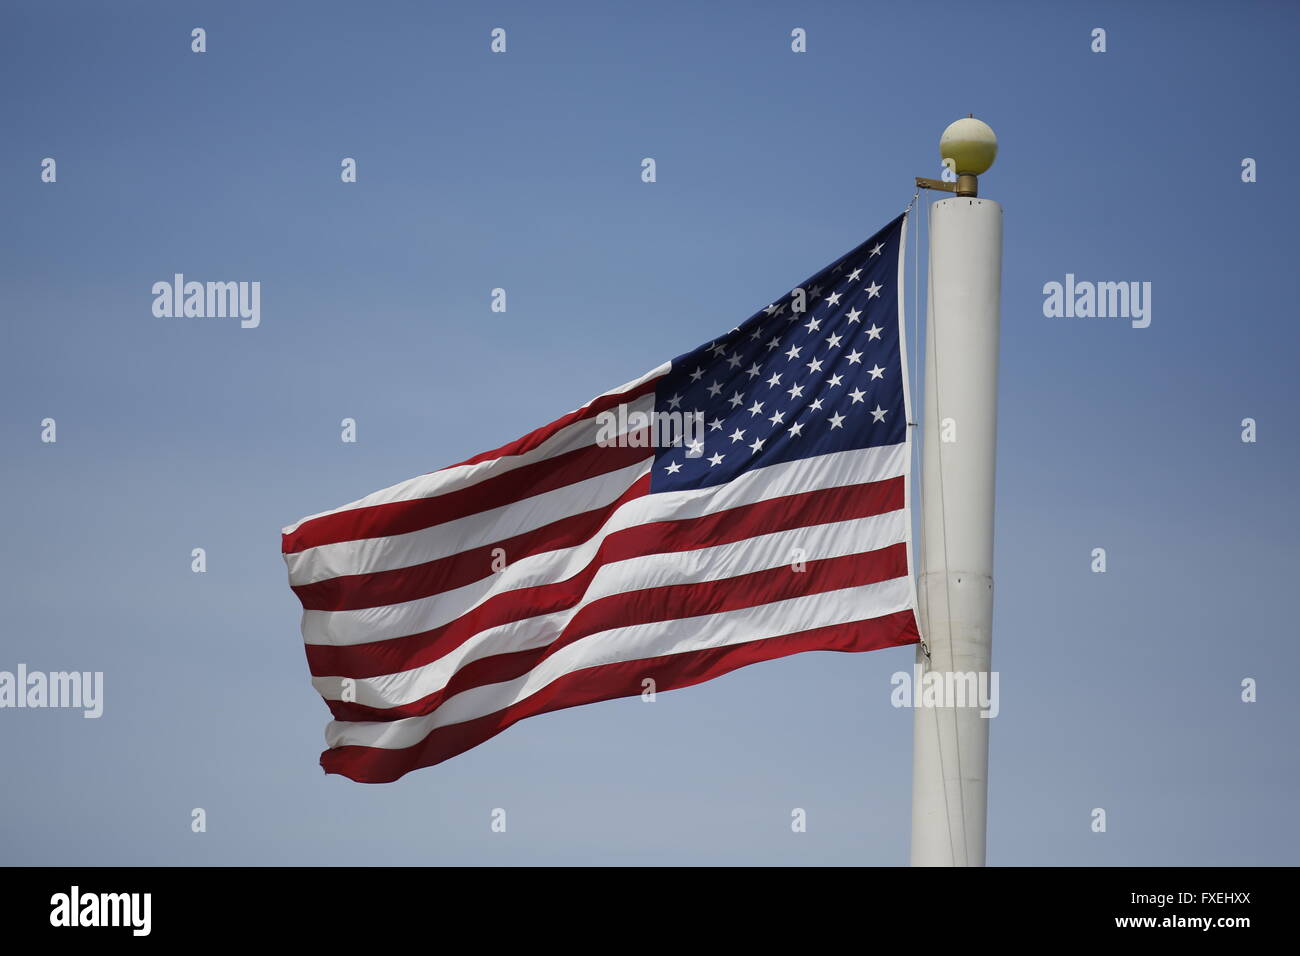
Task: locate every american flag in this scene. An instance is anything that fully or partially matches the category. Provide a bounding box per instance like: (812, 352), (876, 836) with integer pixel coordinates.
(282, 213), (920, 782)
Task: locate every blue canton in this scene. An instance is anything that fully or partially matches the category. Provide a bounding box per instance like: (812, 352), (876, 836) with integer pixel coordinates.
(650, 214), (907, 492)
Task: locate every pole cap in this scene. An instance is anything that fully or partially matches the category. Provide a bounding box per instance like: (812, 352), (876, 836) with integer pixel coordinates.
(940, 116), (998, 176)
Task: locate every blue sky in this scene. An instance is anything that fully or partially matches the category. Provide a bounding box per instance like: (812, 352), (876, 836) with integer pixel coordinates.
(2, 0), (1297, 865)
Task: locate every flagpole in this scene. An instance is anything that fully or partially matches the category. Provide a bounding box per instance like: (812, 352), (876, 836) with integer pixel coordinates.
(910, 117), (1002, 867)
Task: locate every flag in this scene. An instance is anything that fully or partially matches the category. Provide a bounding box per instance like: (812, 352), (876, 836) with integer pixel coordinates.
(282, 213), (920, 782)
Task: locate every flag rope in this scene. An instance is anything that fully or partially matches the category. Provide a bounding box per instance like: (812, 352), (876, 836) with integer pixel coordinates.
(906, 190), (930, 663)
(925, 193), (969, 867)
(901, 194), (960, 863)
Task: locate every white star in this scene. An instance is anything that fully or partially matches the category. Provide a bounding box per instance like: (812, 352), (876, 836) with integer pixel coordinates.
(667, 393), (682, 409)
(763, 303), (778, 316)
(768, 409), (785, 426)
(868, 364), (885, 380)
(664, 461), (682, 475)
(809, 285), (823, 298)
(766, 372), (783, 387)
(871, 405), (887, 422)
(825, 332), (842, 349)
(708, 452), (725, 466)
(869, 242), (884, 257)
(847, 268), (862, 281)
(710, 341), (727, 356)
(766, 337), (781, 351)
(786, 383), (805, 400)
(748, 438), (765, 454)
(687, 439), (704, 457)
(803, 316), (821, 333)
(728, 391), (744, 408)
(784, 345), (802, 360)
(789, 422), (804, 437)
(750, 327), (765, 340)
(846, 308), (862, 323)
(805, 357), (823, 374)
(865, 324), (883, 340)
(827, 373), (843, 387)
(689, 367), (704, 382)
(706, 381), (723, 397)
(747, 400), (765, 417)
(828, 412), (846, 429)
(865, 282), (882, 299)
(745, 363), (762, 379)
(729, 428), (746, 443)
(709, 418), (723, 431)
(826, 291), (842, 306)
(726, 353), (742, 368)
(810, 398), (824, 411)
(774, 303), (786, 316)
(846, 349), (864, 365)
(848, 387), (866, 404)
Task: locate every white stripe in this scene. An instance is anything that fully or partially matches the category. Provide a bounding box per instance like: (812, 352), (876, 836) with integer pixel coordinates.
(284, 391), (657, 582)
(282, 368), (667, 536)
(325, 575), (913, 749)
(299, 442), (906, 641)
(287, 456), (652, 587)
(313, 507), (907, 708)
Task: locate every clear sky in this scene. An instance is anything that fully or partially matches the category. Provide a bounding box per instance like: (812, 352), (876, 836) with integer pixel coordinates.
(2, 0), (1297, 865)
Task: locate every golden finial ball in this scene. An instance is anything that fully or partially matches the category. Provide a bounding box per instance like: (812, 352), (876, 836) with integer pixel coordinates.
(939, 117), (998, 176)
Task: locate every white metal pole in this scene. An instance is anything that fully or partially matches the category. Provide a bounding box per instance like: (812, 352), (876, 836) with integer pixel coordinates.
(910, 119), (1002, 867)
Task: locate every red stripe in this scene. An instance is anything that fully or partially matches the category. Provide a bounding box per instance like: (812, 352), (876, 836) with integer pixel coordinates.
(320, 609), (920, 782)
(278, 374), (655, 554)
(440, 375), (660, 471)
(295, 473), (651, 615)
(304, 475), (905, 679)
(326, 542), (908, 721)
(297, 469), (902, 613)
(284, 442), (653, 555)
